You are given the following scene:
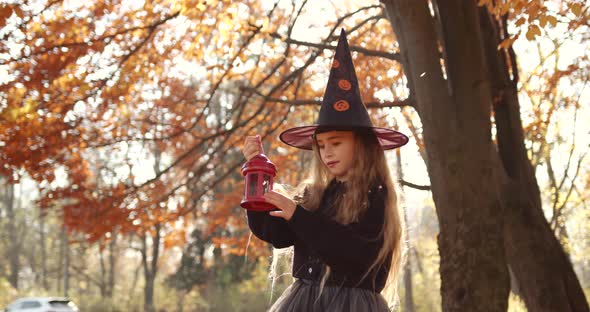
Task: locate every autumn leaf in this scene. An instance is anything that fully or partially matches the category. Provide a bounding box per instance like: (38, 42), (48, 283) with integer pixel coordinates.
(569, 3), (583, 16)
(546, 15), (558, 27)
(525, 24), (542, 41)
(0, 4), (13, 28)
(498, 36), (517, 50)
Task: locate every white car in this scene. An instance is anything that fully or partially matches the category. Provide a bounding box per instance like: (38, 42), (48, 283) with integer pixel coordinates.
(4, 297), (79, 312)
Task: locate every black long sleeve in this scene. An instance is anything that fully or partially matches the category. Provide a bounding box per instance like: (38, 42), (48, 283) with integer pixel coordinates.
(246, 210), (296, 248)
(286, 185), (387, 272)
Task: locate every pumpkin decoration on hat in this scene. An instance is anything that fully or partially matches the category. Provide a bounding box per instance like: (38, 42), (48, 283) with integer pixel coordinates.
(279, 29), (409, 150)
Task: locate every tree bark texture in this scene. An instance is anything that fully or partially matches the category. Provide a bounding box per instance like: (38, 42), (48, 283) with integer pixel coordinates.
(382, 0), (511, 310)
(479, 8), (590, 312)
(381, 0), (589, 311)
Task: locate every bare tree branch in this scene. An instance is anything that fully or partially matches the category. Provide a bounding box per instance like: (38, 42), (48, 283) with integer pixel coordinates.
(1, 11), (180, 64)
(242, 86), (412, 108)
(269, 32), (400, 62)
(400, 179), (431, 191)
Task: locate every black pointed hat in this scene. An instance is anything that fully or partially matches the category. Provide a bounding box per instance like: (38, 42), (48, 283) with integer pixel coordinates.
(279, 29), (409, 150)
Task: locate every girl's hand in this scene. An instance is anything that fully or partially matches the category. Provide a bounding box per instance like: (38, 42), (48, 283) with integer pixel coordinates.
(242, 135), (265, 161)
(264, 190), (297, 221)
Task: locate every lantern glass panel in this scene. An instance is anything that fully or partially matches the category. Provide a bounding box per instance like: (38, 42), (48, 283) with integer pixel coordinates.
(262, 174), (270, 194)
(248, 173), (259, 196)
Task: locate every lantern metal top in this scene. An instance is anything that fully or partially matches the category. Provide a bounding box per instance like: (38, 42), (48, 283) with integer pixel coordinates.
(241, 153), (277, 175)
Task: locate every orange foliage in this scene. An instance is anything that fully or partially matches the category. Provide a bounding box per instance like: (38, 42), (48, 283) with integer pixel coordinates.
(478, 0), (589, 48)
(5, 0), (582, 257)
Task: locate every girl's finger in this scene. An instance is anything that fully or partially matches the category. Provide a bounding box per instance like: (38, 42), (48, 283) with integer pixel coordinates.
(246, 144), (260, 155)
(264, 193), (280, 207)
(269, 210), (283, 218)
(245, 146), (260, 158)
(269, 190), (287, 200)
(263, 193), (274, 203)
(265, 191), (279, 199)
(247, 137), (259, 144)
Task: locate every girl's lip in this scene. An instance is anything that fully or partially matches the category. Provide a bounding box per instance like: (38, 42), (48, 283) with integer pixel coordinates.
(327, 161), (339, 167)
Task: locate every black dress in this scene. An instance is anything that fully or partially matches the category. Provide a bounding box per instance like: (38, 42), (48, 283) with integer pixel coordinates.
(246, 179), (392, 312)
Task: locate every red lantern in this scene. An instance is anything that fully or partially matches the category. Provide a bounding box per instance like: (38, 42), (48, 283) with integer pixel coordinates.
(240, 153), (277, 211)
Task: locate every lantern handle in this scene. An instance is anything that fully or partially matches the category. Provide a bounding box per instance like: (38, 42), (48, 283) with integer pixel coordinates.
(256, 135), (265, 155)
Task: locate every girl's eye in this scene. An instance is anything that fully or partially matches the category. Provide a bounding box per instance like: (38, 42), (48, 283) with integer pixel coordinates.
(333, 142), (340, 146)
(318, 145), (324, 149)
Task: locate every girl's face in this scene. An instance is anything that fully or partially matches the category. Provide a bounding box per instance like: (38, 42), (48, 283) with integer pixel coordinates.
(316, 131), (356, 181)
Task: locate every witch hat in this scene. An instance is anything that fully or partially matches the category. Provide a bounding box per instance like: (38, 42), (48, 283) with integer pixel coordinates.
(279, 29), (409, 150)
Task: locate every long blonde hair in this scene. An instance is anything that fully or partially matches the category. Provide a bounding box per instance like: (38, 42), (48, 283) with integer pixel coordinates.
(271, 128), (405, 308)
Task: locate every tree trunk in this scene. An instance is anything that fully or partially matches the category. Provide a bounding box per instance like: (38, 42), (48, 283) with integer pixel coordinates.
(62, 227), (70, 297)
(381, 0), (588, 310)
(142, 227), (161, 312)
(58, 224), (63, 294)
(99, 242), (108, 297)
(108, 232), (117, 298)
(127, 252), (143, 311)
(478, 8), (590, 312)
(99, 228), (118, 297)
(396, 149), (415, 312)
(5, 181), (21, 290)
(39, 210), (49, 290)
(382, 0), (510, 310)
(176, 290), (186, 312)
(141, 235), (154, 312)
(140, 141), (164, 312)
(29, 232), (38, 285)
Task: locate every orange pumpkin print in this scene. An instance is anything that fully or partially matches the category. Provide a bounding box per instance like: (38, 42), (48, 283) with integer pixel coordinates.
(333, 100), (350, 112)
(338, 79), (352, 91)
(332, 59), (340, 69)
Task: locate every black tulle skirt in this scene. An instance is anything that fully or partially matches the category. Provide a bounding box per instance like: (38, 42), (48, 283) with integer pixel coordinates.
(269, 278), (391, 312)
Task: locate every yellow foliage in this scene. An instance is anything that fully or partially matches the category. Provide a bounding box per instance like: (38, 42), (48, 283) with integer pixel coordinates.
(0, 278), (18, 308)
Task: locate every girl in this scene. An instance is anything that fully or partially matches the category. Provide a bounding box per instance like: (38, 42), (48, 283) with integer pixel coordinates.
(242, 29), (409, 311)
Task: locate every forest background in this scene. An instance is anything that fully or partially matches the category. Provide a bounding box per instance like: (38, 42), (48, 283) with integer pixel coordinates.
(0, 0), (588, 311)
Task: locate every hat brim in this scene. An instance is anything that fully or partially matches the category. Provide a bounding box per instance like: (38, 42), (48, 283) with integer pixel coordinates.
(279, 125), (409, 150)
